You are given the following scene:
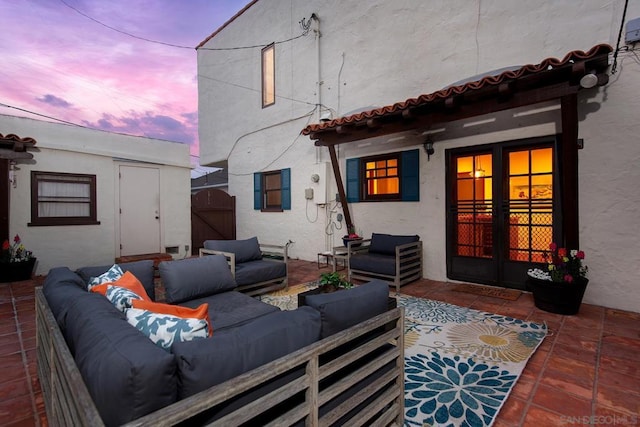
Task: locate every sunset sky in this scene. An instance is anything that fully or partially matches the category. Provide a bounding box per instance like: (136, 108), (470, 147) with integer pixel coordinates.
(0, 0), (250, 163)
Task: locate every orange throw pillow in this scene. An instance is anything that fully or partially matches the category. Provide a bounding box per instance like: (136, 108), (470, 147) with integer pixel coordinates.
(131, 300), (213, 337)
(90, 270), (151, 301)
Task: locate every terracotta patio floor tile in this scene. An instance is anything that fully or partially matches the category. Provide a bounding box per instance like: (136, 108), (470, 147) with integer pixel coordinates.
(550, 342), (598, 365)
(600, 334), (640, 361)
(595, 402), (640, 425)
(0, 322), (17, 336)
(521, 405), (567, 427)
(0, 378), (30, 401)
(510, 376), (536, 400)
(0, 395), (35, 426)
(0, 334), (21, 357)
(598, 354), (640, 380)
(5, 416), (37, 427)
(0, 353), (29, 384)
(538, 368), (594, 400)
(531, 383), (592, 419)
(544, 353), (596, 382)
(493, 396), (526, 426)
(596, 383), (640, 416)
(598, 365), (640, 390)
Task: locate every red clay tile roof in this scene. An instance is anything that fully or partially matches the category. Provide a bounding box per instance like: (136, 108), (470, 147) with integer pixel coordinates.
(0, 133), (37, 147)
(301, 44), (613, 137)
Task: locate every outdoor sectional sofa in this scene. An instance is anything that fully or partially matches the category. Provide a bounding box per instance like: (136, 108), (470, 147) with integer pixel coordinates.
(36, 255), (404, 426)
(348, 233), (423, 294)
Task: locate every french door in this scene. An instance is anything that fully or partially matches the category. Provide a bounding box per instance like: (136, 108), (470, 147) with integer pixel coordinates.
(446, 137), (560, 290)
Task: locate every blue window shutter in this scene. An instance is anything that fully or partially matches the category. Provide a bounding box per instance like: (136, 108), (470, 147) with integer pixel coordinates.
(281, 168), (291, 210)
(254, 173), (262, 210)
(401, 149), (420, 201)
(346, 158), (360, 202)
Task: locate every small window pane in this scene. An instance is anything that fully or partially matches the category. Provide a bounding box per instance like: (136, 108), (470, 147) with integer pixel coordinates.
(262, 44), (275, 107)
(30, 171), (98, 226)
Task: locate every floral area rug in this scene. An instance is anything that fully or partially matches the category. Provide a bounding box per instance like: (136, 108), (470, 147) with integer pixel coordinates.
(399, 295), (546, 427)
(256, 282), (319, 310)
(257, 285), (547, 427)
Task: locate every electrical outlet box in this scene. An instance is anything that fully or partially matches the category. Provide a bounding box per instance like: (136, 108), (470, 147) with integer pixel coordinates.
(336, 213), (343, 222)
(185, 245), (190, 253)
(305, 188), (314, 199)
(627, 17), (640, 44)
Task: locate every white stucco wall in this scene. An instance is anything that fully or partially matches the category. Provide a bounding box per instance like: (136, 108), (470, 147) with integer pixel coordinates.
(198, 0), (640, 312)
(1, 114), (192, 274)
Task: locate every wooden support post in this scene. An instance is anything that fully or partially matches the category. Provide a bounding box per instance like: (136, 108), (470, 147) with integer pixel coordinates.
(327, 145), (353, 230)
(0, 159), (9, 243)
(560, 94), (579, 249)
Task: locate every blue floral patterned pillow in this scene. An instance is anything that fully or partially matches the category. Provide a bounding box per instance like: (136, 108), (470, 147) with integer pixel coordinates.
(87, 264), (123, 291)
(104, 286), (143, 312)
(125, 301), (211, 350)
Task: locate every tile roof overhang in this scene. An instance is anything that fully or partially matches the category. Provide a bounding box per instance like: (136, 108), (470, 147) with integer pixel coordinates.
(302, 44), (613, 146)
(0, 132), (37, 160)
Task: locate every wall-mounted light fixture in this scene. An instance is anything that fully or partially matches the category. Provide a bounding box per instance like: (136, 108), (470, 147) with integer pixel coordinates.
(423, 137), (435, 161)
(579, 72), (598, 89)
(320, 111), (332, 122)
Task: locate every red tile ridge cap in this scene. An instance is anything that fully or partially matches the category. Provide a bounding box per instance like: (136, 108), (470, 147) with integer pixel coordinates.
(0, 133), (37, 145)
(302, 43), (613, 135)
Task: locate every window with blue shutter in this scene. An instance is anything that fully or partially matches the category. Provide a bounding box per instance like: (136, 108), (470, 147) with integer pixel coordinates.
(253, 168), (291, 211)
(345, 149), (419, 202)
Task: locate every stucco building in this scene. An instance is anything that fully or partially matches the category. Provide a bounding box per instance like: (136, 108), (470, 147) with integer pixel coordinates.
(197, 0), (640, 313)
(1, 114), (192, 274)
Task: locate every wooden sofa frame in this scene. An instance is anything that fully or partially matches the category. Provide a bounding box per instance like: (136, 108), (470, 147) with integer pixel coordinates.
(347, 239), (423, 294)
(36, 288), (405, 426)
(199, 241), (289, 296)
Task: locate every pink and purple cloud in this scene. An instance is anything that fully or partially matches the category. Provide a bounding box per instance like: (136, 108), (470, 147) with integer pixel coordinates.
(0, 0), (249, 158)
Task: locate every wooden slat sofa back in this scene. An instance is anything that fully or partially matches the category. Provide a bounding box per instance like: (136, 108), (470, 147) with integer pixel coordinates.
(36, 288), (405, 426)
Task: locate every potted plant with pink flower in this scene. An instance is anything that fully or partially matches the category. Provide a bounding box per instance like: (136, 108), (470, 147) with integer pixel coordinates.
(526, 242), (589, 315)
(1, 234), (36, 283)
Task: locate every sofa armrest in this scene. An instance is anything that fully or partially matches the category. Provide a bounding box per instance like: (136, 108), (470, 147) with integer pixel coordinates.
(259, 242), (290, 263)
(347, 238), (371, 253)
(199, 248), (236, 278)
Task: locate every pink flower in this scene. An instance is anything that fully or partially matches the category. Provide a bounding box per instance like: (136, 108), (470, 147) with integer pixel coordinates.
(564, 274), (574, 283)
(576, 251), (585, 260)
(549, 242), (557, 251)
(13, 234), (20, 244)
(558, 248), (567, 257)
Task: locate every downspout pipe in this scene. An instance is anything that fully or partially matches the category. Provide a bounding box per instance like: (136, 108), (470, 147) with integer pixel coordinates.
(312, 13), (321, 164)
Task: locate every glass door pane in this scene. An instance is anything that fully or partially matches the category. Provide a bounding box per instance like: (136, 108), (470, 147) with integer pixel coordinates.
(454, 153), (493, 258)
(506, 147), (553, 262)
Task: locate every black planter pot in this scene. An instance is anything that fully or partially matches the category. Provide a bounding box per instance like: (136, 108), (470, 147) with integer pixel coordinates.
(526, 276), (589, 315)
(342, 237), (363, 248)
(0, 258), (37, 283)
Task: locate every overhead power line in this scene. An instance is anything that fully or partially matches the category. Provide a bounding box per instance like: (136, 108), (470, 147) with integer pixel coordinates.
(58, 0), (309, 51)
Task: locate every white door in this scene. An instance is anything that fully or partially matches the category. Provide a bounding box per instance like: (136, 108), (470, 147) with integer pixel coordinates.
(119, 165), (161, 256)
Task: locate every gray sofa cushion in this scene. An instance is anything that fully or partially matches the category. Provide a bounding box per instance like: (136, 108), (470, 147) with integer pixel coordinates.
(235, 259), (287, 286)
(304, 280), (390, 338)
(172, 306), (321, 399)
(64, 289), (177, 427)
(160, 255), (236, 303)
(350, 253), (396, 276)
(76, 260), (156, 301)
(368, 233), (420, 256)
(43, 267), (93, 334)
(203, 237), (263, 263)
(180, 291), (279, 331)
